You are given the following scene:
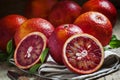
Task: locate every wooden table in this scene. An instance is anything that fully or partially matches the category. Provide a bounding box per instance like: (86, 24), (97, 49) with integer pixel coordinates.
(0, 0), (120, 79)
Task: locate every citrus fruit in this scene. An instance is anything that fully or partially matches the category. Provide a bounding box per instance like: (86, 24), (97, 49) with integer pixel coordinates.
(14, 32), (47, 69)
(14, 18), (54, 45)
(63, 33), (104, 74)
(48, 24), (83, 65)
(81, 0), (117, 26)
(0, 14), (27, 51)
(24, 0), (58, 19)
(48, 0), (82, 27)
(74, 11), (112, 46)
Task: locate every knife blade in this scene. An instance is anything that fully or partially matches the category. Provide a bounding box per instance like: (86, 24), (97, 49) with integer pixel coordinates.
(7, 70), (21, 80)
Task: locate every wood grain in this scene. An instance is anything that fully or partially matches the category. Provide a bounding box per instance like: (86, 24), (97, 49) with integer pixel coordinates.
(0, 1), (120, 80)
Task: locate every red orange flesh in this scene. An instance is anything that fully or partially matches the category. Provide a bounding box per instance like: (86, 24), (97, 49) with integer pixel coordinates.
(14, 32), (47, 69)
(63, 34), (104, 74)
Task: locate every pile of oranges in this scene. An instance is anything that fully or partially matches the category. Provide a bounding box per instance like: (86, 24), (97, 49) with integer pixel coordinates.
(0, 0), (118, 75)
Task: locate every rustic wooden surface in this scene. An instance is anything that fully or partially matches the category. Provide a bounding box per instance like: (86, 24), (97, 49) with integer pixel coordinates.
(0, 0), (120, 80)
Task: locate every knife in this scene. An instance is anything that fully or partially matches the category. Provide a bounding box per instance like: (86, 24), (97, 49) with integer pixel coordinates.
(7, 70), (29, 80)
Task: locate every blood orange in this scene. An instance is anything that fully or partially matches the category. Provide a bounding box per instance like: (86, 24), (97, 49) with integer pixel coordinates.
(14, 18), (54, 46)
(74, 11), (112, 46)
(48, 24), (83, 65)
(63, 34), (104, 74)
(48, 0), (82, 27)
(81, 0), (117, 26)
(0, 14), (27, 51)
(14, 32), (47, 69)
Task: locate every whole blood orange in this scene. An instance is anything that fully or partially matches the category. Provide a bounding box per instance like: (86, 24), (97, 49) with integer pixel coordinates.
(81, 0), (117, 26)
(24, 0), (58, 19)
(63, 34), (104, 74)
(14, 32), (47, 69)
(74, 11), (112, 46)
(14, 18), (54, 45)
(0, 14), (27, 51)
(48, 24), (83, 65)
(48, 0), (82, 27)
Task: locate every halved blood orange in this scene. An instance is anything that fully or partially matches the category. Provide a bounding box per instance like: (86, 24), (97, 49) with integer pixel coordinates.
(63, 33), (104, 74)
(14, 32), (47, 69)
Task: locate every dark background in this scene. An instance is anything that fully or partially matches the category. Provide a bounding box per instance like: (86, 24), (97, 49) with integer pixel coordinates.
(0, 0), (28, 18)
(0, 0), (119, 18)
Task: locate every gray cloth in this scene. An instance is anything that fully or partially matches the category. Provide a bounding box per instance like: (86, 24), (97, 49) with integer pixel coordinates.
(9, 48), (120, 80)
(37, 48), (120, 80)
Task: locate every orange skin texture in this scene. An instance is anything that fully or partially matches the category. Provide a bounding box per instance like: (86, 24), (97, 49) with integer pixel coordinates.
(0, 14), (27, 51)
(74, 11), (112, 46)
(48, 0), (82, 27)
(25, 0), (58, 19)
(81, 0), (117, 27)
(14, 18), (54, 45)
(48, 24), (83, 65)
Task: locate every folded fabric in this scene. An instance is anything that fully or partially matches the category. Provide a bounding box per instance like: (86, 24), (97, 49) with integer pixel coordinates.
(9, 48), (120, 80)
(37, 48), (120, 80)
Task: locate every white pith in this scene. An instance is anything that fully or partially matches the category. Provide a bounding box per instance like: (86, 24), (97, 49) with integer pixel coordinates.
(76, 50), (88, 60)
(25, 46), (33, 58)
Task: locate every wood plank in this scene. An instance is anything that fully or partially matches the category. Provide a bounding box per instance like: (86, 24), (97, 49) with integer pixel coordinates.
(112, 71), (120, 80)
(105, 74), (113, 80)
(97, 77), (105, 80)
(117, 70), (120, 78)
